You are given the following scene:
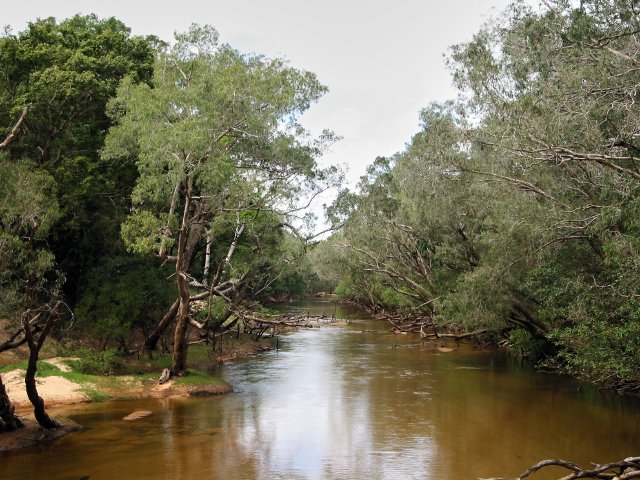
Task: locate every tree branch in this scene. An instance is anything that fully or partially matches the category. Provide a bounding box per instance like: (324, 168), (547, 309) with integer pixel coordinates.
(0, 104), (30, 150)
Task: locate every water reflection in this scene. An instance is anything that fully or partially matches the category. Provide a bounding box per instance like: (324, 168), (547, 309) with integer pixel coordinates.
(3, 299), (639, 479)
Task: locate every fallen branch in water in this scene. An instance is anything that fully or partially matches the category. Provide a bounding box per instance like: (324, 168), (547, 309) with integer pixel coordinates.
(384, 314), (499, 342)
(480, 456), (640, 480)
(233, 310), (338, 340)
(384, 315), (436, 335)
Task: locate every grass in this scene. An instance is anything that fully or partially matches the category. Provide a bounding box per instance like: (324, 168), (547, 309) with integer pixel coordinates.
(79, 386), (112, 403)
(175, 369), (224, 386)
(0, 362), (24, 374)
(1, 342), (238, 403)
(1, 360), (62, 375)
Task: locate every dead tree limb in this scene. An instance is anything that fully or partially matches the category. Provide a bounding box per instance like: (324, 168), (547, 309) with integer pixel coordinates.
(0, 322), (43, 353)
(0, 104), (30, 151)
(233, 310), (332, 339)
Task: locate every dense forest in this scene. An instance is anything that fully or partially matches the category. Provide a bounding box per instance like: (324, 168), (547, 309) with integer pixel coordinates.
(1, 0), (640, 434)
(317, 0), (640, 394)
(0, 15), (337, 429)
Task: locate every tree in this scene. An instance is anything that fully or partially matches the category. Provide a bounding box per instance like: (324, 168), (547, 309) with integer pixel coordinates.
(324, 0), (640, 391)
(0, 14), (157, 304)
(0, 14), (156, 428)
(0, 147), (62, 428)
(447, 0), (640, 386)
(103, 25), (337, 375)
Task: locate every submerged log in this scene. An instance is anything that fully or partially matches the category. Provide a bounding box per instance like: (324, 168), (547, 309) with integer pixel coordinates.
(123, 411), (152, 421)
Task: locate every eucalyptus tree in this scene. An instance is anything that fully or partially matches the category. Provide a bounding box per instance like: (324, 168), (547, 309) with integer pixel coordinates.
(447, 0), (640, 386)
(328, 105), (484, 318)
(103, 25), (337, 375)
(326, 0), (640, 390)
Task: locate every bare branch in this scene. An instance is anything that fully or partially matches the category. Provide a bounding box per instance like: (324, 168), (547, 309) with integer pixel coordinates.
(0, 104), (30, 150)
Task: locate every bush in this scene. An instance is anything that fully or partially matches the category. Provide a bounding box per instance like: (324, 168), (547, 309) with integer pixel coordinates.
(71, 349), (123, 375)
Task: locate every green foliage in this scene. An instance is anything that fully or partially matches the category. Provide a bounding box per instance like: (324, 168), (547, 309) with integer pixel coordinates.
(69, 349), (124, 376)
(120, 210), (167, 255)
(548, 320), (640, 392)
(321, 0), (640, 391)
(0, 14), (156, 304)
(508, 330), (550, 362)
(103, 24), (336, 324)
(0, 154), (62, 319)
(193, 296), (228, 329)
(75, 255), (174, 344)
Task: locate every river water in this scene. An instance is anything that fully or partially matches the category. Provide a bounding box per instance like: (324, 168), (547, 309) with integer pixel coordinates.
(3, 299), (639, 479)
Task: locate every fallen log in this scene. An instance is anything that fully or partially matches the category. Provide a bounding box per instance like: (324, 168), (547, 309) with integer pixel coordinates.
(234, 311), (337, 340)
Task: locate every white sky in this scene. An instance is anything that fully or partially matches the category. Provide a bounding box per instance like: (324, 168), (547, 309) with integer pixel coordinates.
(4, 0), (522, 189)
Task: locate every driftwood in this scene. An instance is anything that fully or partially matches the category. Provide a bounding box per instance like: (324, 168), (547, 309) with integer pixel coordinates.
(158, 368), (171, 385)
(481, 457), (640, 480)
(382, 314), (505, 343)
(235, 311), (337, 340)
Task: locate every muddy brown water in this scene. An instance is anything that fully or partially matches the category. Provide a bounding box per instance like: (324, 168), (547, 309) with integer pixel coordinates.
(3, 299), (639, 479)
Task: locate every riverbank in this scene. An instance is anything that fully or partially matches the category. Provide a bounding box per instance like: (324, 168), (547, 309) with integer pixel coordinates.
(3, 358), (233, 412)
(0, 336), (274, 452)
(0, 357), (232, 452)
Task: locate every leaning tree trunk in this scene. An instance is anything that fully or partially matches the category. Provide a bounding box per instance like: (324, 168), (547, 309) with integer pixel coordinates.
(170, 175), (204, 376)
(23, 310), (60, 429)
(145, 299), (180, 353)
(507, 300), (549, 340)
(0, 374), (23, 431)
(171, 299), (190, 375)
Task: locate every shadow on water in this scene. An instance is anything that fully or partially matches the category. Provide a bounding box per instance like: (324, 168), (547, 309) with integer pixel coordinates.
(3, 298), (639, 480)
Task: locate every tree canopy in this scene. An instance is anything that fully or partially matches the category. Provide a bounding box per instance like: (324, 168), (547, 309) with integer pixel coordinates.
(102, 24), (338, 374)
(322, 0), (640, 392)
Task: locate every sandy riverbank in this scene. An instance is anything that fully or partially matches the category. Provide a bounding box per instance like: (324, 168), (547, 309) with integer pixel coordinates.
(0, 356), (233, 452)
(3, 357), (232, 413)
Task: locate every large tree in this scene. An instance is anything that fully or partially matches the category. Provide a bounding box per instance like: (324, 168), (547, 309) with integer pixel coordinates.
(0, 14), (156, 304)
(0, 14), (157, 428)
(103, 25), (337, 375)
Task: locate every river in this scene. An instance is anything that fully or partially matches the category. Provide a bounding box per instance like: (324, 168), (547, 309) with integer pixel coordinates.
(3, 299), (639, 479)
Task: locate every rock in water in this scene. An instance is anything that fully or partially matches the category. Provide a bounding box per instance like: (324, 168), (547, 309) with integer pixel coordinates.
(123, 411), (152, 421)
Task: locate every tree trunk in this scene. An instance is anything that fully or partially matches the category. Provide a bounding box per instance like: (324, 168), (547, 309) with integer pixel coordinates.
(171, 299), (190, 375)
(170, 175), (204, 375)
(507, 300), (549, 340)
(145, 299), (179, 352)
(22, 308), (60, 429)
(24, 348), (59, 429)
(0, 374), (23, 431)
